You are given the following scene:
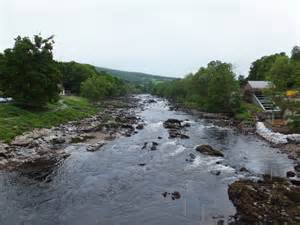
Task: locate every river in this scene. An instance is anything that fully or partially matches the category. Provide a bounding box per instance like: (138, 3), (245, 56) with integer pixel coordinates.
(0, 95), (294, 225)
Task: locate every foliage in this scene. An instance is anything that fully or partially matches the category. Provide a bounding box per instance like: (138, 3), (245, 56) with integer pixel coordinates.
(96, 67), (175, 92)
(266, 55), (294, 91)
(153, 61), (241, 114)
(57, 61), (99, 94)
(291, 46), (300, 61)
(80, 72), (127, 101)
(234, 102), (263, 121)
(0, 35), (61, 108)
(287, 116), (300, 133)
(248, 53), (287, 81)
(0, 96), (100, 142)
(238, 75), (247, 86)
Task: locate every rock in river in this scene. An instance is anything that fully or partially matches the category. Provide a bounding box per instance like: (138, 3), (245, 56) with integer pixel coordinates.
(163, 119), (182, 129)
(287, 171), (296, 178)
(195, 145), (224, 157)
(87, 141), (107, 152)
(136, 124), (144, 130)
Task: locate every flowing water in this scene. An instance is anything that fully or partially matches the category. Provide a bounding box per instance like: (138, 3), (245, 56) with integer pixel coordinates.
(0, 95), (294, 225)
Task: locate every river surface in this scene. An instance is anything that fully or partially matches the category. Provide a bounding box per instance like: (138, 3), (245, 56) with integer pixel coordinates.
(0, 95), (295, 225)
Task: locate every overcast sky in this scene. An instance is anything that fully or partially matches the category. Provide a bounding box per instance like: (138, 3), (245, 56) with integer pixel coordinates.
(1, 0), (299, 77)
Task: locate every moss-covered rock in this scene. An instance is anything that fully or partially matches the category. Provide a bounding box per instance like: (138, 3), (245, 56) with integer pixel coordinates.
(228, 175), (300, 225)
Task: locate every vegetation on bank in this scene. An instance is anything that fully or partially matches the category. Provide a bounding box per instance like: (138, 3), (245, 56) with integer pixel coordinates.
(0, 34), (130, 142)
(247, 46), (300, 132)
(0, 34), (130, 108)
(96, 66), (175, 93)
(152, 46), (300, 132)
(0, 96), (99, 143)
(0, 35), (61, 108)
(152, 61), (242, 115)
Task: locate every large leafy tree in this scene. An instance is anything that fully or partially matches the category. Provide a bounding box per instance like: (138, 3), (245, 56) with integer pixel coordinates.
(152, 60), (240, 113)
(205, 61), (240, 113)
(0, 35), (61, 108)
(248, 53), (286, 80)
(291, 46), (300, 61)
(266, 56), (293, 91)
(80, 72), (127, 102)
(58, 61), (98, 94)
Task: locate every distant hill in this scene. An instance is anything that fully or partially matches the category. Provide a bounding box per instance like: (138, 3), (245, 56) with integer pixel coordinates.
(96, 67), (175, 85)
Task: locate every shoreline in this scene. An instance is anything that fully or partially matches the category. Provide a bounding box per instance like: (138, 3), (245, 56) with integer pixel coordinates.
(165, 97), (300, 161)
(165, 97), (300, 225)
(0, 95), (143, 170)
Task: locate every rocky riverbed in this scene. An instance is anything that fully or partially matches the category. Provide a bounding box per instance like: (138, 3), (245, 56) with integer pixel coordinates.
(0, 96), (143, 170)
(0, 95), (298, 225)
(228, 175), (300, 225)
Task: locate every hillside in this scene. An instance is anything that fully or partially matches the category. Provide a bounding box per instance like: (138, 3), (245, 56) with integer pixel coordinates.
(96, 67), (175, 85)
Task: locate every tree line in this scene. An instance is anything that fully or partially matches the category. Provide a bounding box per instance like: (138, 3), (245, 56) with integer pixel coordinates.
(0, 35), (129, 108)
(152, 46), (300, 116)
(152, 61), (241, 114)
(246, 46), (300, 91)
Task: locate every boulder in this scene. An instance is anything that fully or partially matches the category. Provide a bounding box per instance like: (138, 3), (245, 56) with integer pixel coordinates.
(195, 145), (224, 157)
(180, 134), (189, 139)
(51, 137), (66, 145)
(141, 142), (148, 150)
(87, 141), (107, 152)
(295, 163), (300, 172)
(189, 153), (196, 159)
(239, 167), (249, 173)
(136, 124), (144, 130)
(163, 119), (182, 129)
(290, 179), (300, 186)
(228, 176), (300, 225)
(287, 171), (296, 178)
(11, 136), (33, 147)
(171, 191), (181, 200)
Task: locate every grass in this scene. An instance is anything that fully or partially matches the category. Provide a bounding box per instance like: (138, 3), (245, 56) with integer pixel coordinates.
(0, 96), (100, 143)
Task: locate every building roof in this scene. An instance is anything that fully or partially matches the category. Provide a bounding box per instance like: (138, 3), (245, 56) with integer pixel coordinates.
(247, 81), (271, 89)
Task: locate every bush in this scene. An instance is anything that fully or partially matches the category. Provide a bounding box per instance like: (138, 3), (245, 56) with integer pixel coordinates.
(288, 116), (300, 133)
(80, 74), (126, 102)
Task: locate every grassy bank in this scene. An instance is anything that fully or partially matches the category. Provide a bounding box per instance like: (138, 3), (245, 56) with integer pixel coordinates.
(0, 96), (100, 143)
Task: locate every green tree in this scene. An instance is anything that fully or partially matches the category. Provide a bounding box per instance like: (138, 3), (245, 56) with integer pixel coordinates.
(152, 60), (240, 114)
(58, 61), (98, 94)
(291, 46), (300, 61)
(81, 75), (108, 101)
(266, 55), (293, 91)
(248, 53), (286, 80)
(80, 73), (126, 102)
(0, 35), (61, 108)
(205, 61), (240, 113)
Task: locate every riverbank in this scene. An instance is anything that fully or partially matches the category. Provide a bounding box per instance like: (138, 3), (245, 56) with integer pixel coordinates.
(0, 96), (100, 143)
(228, 175), (300, 225)
(0, 95), (143, 170)
(165, 97), (300, 224)
(166, 98), (300, 162)
(0, 94), (297, 225)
